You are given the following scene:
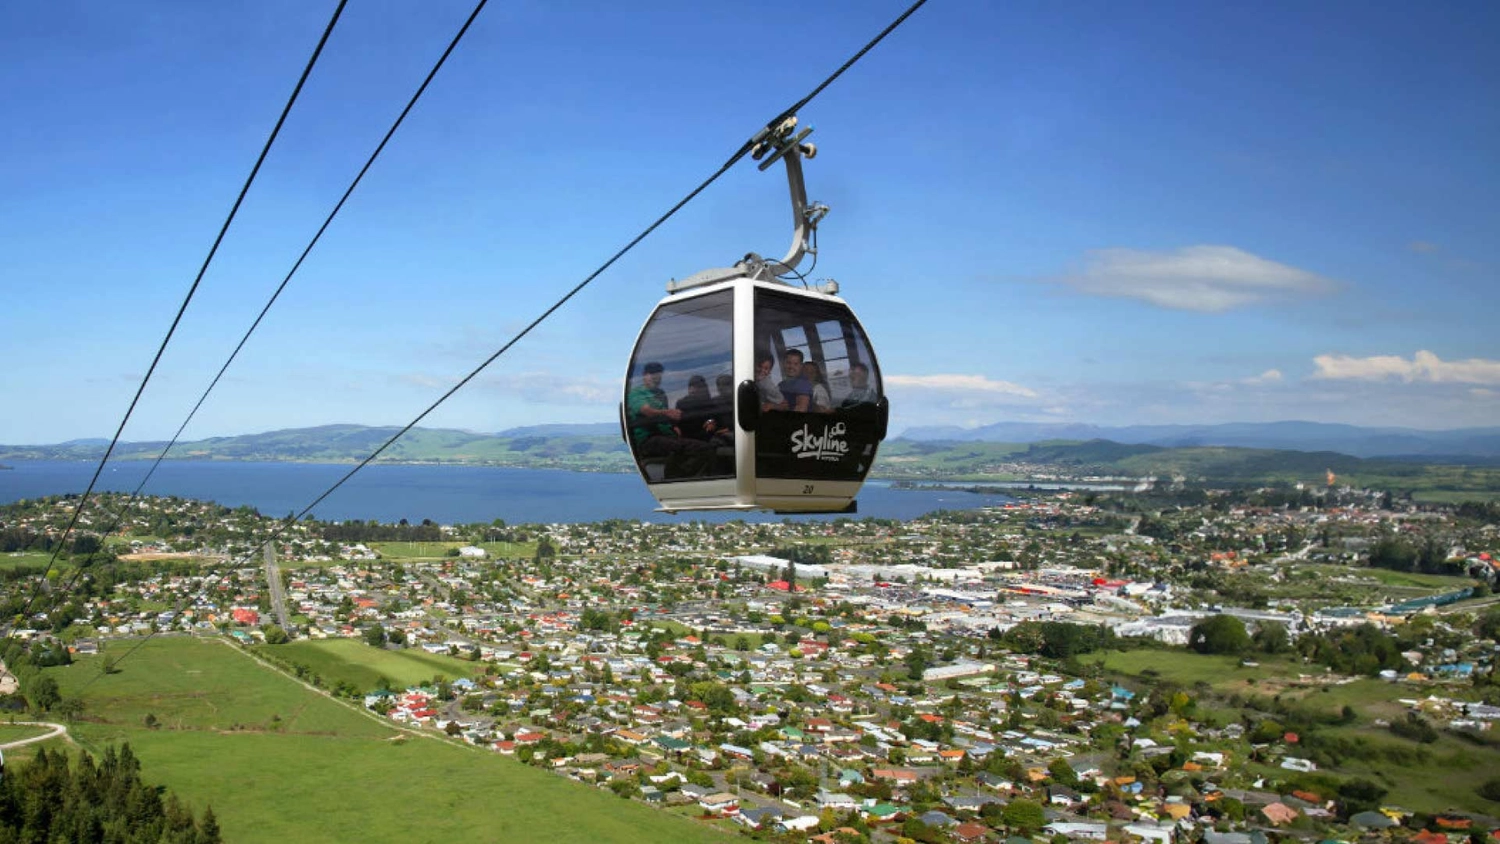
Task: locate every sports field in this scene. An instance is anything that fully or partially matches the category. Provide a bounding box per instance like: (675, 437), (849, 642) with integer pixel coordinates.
(50, 637), (724, 844)
(255, 638), (482, 692)
(368, 540), (537, 560)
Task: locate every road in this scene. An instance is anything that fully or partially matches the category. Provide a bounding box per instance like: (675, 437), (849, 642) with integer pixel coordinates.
(264, 542), (291, 630)
(0, 722), (68, 750)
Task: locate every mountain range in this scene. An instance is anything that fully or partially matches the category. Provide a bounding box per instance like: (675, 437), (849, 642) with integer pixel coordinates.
(4, 420), (1500, 463)
(896, 420), (1500, 460)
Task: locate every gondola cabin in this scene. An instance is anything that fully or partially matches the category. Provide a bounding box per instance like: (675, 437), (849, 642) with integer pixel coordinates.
(623, 272), (887, 513)
(621, 116), (888, 513)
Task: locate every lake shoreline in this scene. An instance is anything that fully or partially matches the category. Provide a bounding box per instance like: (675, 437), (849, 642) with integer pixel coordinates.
(0, 459), (1016, 525)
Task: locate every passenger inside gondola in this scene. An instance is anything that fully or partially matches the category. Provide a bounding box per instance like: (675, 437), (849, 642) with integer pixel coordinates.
(841, 362), (877, 407)
(778, 349), (812, 412)
(675, 375), (730, 444)
(626, 361), (713, 478)
(755, 353), (787, 411)
(803, 360), (833, 413)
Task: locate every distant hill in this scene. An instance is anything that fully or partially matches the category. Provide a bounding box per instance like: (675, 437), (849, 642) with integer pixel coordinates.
(895, 420), (1500, 460)
(0, 424), (632, 471)
(495, 423), (619, 438)
(5, 424), (1497, 498)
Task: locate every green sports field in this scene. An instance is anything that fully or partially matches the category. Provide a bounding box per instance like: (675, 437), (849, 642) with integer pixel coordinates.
(49, 637), (725, 844)
(255, 638), (482, 692)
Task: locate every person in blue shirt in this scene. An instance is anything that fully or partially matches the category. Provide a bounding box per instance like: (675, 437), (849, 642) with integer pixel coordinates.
(778, 349), (812, 412)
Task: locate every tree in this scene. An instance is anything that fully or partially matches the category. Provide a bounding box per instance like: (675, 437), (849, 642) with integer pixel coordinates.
(28, 673), (61, 712)
(200, 806), (223, 844)
(54, 696), (84, 723)
(1189, 615), (1249, 655)
(1477, 776), (1500, 804)
(1002, 799), (1046, 833)
(364, 625), (388, 647)
(262, 625), (290, 645)
(1253, 621), (1290, 654)
(1476, 607), (1500, 642)
(904, 645), (932, 681)
(1048, 757), (1078, 787)
(1337, 778), (1387, 816)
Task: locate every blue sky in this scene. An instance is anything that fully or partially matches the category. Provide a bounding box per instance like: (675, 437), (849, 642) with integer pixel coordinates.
(2, 0), (1496, 444)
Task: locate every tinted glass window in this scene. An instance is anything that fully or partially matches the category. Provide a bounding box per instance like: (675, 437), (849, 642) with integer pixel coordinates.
(625, 291), (736, 482)
(754, 289), (881, 482)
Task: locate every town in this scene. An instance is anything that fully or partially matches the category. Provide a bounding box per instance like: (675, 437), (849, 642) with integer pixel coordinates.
(3, 486), (1499, 843)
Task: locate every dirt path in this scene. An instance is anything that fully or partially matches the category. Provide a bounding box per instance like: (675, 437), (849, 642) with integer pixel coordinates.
(0, 721), (69, 750)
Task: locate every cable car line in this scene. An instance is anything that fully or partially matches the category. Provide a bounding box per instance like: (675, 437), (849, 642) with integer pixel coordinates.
(5, 0), (350, 638)
(77, 0), (927, 681)
(15, 0), (489, 644)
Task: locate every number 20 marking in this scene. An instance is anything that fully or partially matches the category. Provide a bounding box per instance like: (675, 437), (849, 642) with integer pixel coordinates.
(802, 485), (814, 494)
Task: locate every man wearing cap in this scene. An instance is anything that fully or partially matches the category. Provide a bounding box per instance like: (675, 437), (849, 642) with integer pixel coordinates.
(627, 361), (712, 476)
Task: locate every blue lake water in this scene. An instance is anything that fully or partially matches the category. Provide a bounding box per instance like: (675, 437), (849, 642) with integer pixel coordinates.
(0, 460), (1013, 525)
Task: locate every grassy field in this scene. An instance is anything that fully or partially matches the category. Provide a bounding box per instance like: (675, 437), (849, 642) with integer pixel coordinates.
(1316, 726), (1500, 814)
(1293, 564), (1474, 591)
(0, 722), (57, 744)
(1087, 649), (1310, 692)
(0, 550), (55, 570)
(646, 620), (777, 651)
(256, 639), (482, 692)
(49, 636), (724, 844)
(1092, 648), (1500, 813)
(368, 540), (537, 560)
(1411, 489), (1500, 504)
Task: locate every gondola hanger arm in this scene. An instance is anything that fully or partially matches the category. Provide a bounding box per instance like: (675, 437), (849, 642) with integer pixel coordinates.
(745, 116), (830, 286)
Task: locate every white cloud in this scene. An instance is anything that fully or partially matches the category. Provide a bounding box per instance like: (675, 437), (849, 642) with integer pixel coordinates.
(475, 371), (618, 405)
(1311, 350), (1500, 385)
(885, 374), (1038, 398)
(1242, 369), (1283, 386)
(1409, 241), (1439, 254)
(1055, 245), (1337, 312)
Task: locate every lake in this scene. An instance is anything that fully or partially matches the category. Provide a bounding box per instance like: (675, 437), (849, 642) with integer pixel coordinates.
(0, 460), (1014, 524)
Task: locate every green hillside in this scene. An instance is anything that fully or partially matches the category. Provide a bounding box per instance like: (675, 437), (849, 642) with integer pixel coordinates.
(52, 636), (725, 844)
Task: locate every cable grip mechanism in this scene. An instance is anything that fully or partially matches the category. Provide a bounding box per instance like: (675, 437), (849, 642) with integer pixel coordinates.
(742, 115), (828, 283)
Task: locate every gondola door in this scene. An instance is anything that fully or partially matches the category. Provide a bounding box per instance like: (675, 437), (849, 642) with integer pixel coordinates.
(747, 283), (887, 512)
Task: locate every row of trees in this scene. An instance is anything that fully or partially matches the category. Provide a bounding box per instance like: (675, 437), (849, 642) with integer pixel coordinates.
(996, 620), (1117, 659)
(0, 744), (221, 843)
(1188, 615), (1409, 676)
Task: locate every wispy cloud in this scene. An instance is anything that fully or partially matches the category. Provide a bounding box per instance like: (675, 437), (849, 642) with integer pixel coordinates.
(1053, 245), (1337, 312)
(1242, 369), (1283, 386)
(885, 374), (1038, 398)
(1408, 241), (1440, 254)
(1311, 350), (1500, 385)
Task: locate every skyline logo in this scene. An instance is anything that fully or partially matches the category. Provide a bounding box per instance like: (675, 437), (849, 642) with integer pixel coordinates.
(790, 422), (850, 462)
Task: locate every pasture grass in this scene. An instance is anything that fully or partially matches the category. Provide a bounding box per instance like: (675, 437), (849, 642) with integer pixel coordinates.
(1296, 564), (1473, 591)
(256, 639), (481, 692)
(0, 722), (57, 744)
(1410, 489), (1500, 504)
(1089, 649), (1307, 693)
(52, 636), (723, 844)
(0, 550), (55, 570)
(1318, 727), (1500, 814)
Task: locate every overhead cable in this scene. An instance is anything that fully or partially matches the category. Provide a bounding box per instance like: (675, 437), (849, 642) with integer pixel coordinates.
(174, 0), (932, 597)
(25, 0), (487, 636)
(74, 0), (494, 680)
(6, 0), (350, 635)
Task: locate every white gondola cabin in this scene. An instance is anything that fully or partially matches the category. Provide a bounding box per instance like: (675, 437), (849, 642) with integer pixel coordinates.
(621, 118), (889, 513)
